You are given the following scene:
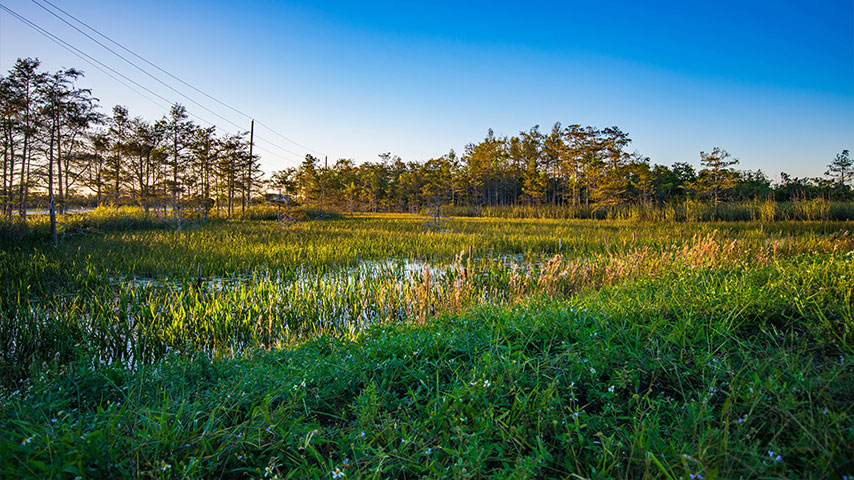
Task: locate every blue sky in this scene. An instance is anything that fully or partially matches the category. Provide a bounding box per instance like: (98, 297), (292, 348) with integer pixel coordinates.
(1, 0), (852, 179)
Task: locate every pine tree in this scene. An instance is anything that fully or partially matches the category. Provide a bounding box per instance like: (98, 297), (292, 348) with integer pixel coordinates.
(826, 149), (852, 187)
(691, 147), (740, 215)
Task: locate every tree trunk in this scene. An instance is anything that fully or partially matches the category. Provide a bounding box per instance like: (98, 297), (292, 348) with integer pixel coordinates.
(48, 113), (57, 246)
(173, 133), (181, 232)
(57, 131), (64, 215)
(4, 128), (14, 219)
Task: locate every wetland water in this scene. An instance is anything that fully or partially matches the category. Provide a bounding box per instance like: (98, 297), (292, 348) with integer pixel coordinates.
(63, 253), (559, 366)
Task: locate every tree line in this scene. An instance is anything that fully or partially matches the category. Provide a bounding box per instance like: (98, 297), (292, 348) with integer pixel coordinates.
(3, 57), (853, 236)
(274, 126), (851, 216)
(1, 58), (261, 241)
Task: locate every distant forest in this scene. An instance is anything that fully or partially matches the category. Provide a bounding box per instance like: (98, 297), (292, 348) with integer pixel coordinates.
(3, 58), (852, 221)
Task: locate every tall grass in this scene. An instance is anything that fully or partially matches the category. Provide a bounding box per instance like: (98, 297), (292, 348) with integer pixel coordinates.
(443, 200), (854, 222)
(1, 217), (851, 385)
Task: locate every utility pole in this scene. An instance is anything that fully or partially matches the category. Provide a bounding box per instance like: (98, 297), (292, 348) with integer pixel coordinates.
(245, 119), (254, 214)
(321, 155), (327, 212)
(248, 119), (254, 168)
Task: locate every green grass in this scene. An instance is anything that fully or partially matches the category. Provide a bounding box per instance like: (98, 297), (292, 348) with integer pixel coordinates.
(2, 216), (850, 384)
(1, 253), (851, 478)
(0, 214), (852, 478)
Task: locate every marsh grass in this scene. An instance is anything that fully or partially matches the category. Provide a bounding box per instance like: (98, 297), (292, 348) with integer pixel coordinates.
(2, 217), (852, 383)
(0, 214), (852, 478)
(443, 200), (854, 222)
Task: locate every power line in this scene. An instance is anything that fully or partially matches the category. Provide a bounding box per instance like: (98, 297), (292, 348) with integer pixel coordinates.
(31, 0), (245, 132)
(31, 0), (308, 160)
(0, 3), (172, 110)
(35, 0), (325, 157)
(0, 3), (305, 164)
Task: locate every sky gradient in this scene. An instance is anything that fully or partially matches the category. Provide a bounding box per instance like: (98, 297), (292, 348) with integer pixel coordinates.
(1, 0), (852, 179)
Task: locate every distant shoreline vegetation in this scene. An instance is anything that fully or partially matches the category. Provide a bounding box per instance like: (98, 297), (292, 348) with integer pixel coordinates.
(2, 57), (852, 231)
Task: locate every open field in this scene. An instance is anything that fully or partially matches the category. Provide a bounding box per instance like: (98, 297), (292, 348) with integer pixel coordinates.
(1, 213), (852, 478)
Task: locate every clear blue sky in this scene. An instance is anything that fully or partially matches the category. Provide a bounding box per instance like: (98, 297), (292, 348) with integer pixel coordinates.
(1, 0), (852, 179)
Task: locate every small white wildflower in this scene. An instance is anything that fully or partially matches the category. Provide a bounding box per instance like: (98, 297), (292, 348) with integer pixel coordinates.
(608, 385), (615, 393)
(590, 367), (596, 374)
(360, 431), (365, 438)
(21, 436), (32, 445)
(265, 466), (274, 477)
(425, 447), (432, 454)
(332, 467), (345, 479)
